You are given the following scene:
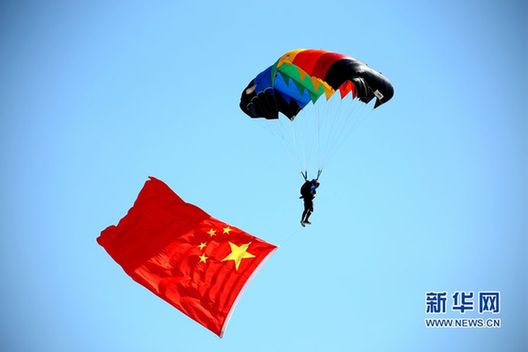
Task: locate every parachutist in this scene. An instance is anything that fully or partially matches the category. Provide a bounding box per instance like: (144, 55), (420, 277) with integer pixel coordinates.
(300, 179), (320, 226)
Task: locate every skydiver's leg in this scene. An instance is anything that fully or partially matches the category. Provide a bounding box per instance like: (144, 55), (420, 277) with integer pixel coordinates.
(304, 210), (312, 224)
(301, 199), (311, 225)
(302, 207), (309, 222)
(301, 209), (307, 226)
(304, 201), (313, 224)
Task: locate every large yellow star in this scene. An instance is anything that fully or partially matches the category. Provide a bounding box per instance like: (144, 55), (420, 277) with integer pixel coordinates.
(223, 226), (232, 235)
(222, 242), (255, 270)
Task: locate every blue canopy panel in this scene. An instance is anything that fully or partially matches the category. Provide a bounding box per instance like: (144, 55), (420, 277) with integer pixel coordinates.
(273, 71), (311, 110)
(254, 65), (273, 93)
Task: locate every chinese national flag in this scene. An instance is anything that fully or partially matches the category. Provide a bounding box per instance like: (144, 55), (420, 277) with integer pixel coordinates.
(97, 177), (277, 337)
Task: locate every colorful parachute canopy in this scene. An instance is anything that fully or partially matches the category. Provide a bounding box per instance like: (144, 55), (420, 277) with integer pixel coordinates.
(240, 49), (394, 120)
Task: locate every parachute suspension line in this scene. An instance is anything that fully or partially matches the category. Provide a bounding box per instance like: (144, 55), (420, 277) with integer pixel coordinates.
(320, 93), (339, 167)
(320, 96), (356, 170)
(316, 100), (321, 171)
(321, 98), (372, 169)
(291, 115), (306, 173)
(306, 99), (319, 172)
(314, 98), (322, 171)
(331, 96), (357, 155)
(319, 93), (346, 169)
(255, 94), (371, 176)
(338, 96), (358, 139)
(279, 111), (307, 174)
(301, 170), (308, 181)
(317, 94), (334, 171)
(317, 95), (332, 171)
(342, 100), (370, 150)
(296, 100), (318, 174)
(257, 117), (300, 174)
(283, 115), (304, 173)
(316, 92), (368, 171)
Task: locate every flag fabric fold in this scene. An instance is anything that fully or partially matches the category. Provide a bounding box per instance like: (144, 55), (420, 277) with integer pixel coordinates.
(97, 176), (277, 337)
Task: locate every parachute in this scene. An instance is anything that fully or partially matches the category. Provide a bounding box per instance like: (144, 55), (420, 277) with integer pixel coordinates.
(240, 49), (394, 174)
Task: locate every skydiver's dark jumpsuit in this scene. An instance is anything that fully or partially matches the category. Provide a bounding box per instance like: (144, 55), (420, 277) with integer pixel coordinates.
(300, 180), (319, 225)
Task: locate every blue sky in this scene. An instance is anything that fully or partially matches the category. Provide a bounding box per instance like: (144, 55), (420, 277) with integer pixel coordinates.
(1, 1), (526, 351)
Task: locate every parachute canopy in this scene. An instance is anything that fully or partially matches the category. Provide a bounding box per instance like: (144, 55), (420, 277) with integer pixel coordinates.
(240, 49), (394, 120)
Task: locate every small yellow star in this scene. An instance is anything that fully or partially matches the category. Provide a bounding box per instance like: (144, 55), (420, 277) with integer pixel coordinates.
(198, 242), (207, 250)
(223, 226), (232, 235)
(199, 253), (208, 263)
(222, 242), (255, 270)
(208, 229), (216, 237)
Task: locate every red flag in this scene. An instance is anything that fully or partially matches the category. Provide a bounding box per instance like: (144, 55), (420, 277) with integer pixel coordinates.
(97, 177), (277, 337)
